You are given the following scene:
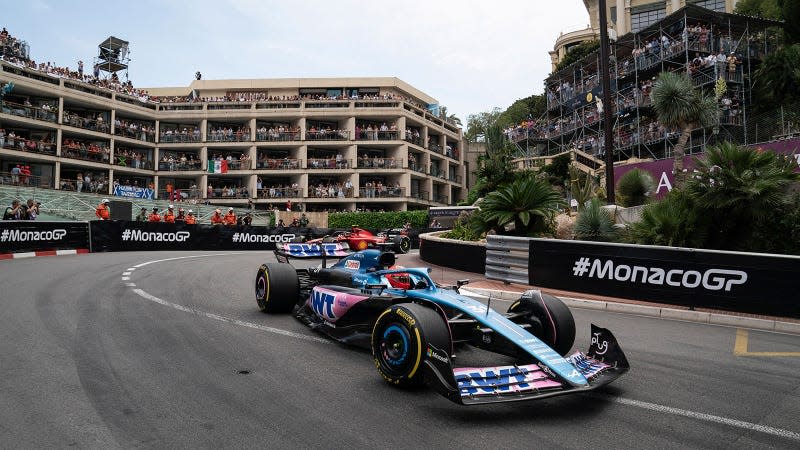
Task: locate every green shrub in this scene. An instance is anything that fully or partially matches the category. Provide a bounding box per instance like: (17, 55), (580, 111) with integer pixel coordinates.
(574, 198), (618, 242)
(328, 210), (429, 229)
(616, 168), (655, 207)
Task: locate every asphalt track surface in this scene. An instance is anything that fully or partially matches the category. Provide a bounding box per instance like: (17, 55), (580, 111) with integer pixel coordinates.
(2, 250), (800, 449)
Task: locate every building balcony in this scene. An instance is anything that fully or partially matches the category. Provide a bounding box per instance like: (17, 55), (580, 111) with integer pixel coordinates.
(355, 130), (399, 141)
(307, 158), (350, 169)
(255, 158), (301, 170)
(1, 137), (57, 156)
(358, 186), (405, 198)
(255, 131), (300, 142)
(304, 130), (350, 141)
(2, 100), (58, 123)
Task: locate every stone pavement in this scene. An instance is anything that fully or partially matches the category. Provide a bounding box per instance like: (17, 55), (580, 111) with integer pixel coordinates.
(397, 251), (800, 335)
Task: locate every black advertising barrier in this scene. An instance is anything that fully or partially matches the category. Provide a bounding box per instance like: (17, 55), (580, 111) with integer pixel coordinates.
(419, 234), (486, 274)
(89, 221), (303, 252)
(0, 221), (89, 253)
(529, 239), (800, 318)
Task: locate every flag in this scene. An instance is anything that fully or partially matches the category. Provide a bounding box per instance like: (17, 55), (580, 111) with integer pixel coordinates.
(207, 160), (229, 174)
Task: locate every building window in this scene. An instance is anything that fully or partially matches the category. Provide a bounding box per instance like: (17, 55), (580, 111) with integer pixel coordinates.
(630, 3), (666, 33)
(688, 0), (726, 13)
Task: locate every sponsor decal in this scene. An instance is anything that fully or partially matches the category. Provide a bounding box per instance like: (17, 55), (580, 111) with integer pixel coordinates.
(0, 228), (67, 242)
(311, 289), (336, 320)
(284, 243), (347, 257)
(345, 260), (360, 270)
(591, 332), (609, 355)
(232, 232), (295, 243)
(568, 352), (609, 378)
(426, 346), (449, 364)
(571, 257), (748, 292)
(481, 334), (492, 344)
(454, 364), (562, 396)
(121, 229), (190, 242)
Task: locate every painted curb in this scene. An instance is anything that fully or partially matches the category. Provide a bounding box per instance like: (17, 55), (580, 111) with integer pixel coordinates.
(0, 249), (89, 260)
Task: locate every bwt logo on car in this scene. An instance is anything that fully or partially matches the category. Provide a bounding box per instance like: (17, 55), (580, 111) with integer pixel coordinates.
(571, 257), (748, 292)
(231, 233), (295, 243)
(0, 228), (67, 242)
(121, 229), (191, 242)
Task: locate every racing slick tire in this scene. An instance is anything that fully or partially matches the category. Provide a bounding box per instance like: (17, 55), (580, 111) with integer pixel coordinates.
(392, 235), (411, 254)
(371, 303), (450, 387)
(255, 263), (300, 314)
(507, 290), (575, 356)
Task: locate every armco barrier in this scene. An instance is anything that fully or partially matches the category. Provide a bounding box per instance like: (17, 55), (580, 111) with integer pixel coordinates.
(0, 221), (89, 253)
(484, 235), (531, 285)
(419, 231), (485, 273)
(529, 239), (800, 319)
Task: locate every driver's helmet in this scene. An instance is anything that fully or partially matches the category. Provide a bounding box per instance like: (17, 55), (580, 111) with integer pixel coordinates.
(384, 265), (411, 289)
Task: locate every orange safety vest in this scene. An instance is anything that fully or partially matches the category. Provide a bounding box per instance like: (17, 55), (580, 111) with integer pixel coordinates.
(163, 211), (175, 223)
(95, 204), (110, 220)
(185, 215), (196, 224)
(210, 213), (224, 225)
(224, 212), (236, 225)
(148, 213), (161, 222)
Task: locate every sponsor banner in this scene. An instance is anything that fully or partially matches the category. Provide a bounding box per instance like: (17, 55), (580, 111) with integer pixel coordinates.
(90, 221), (299, 252)
(113, 185), (155, 199)
(529, 239), (800, 318)
(0, 221), (89, 253)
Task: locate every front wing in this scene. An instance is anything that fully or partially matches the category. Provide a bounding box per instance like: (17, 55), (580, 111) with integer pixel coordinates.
(424, 324), (629, 405)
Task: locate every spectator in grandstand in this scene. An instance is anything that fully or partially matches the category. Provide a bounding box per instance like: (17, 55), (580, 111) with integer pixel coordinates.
(148, 208), (161, 222)
(10, 164), (20, 185)
(95, 198), (110, 220)
(185, 209), (197, 224)
(135, 207), (148, 222)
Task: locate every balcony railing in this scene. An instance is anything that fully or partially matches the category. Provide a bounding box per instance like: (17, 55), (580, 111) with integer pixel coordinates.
(158, 160), (203, 171)
(307, 185), (354, 198)
(1, 100), (58, 123)
(159, 132), (202, 143)
(410, 190), (428, 201)
(356, 157), (402, 169)
(1, 137), (57, 156)
(114, 155), (154, 170)
(0, 171), (52, 189)
(355, 130), (399, 141)
(307, 158), (350, 169)
(63, 112), (110, 133)
(257, 187), (303, 199)
(359, 186), (405, 198)
(428, 142), (442, 153)
(256, 158), (301, 170)
(405, 135), (423, 146)
(158, 188), (203, 201)
(61, 146), (110, 164)
(255, 131), (300, 142)
(113, 127), (156, 143)
(409, 163), (428, 174)
(305, 130), (350, 141)
(207, 132), (252, 142)
(433, 195), (449, 204)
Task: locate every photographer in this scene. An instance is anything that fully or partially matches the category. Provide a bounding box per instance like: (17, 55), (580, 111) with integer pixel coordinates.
(3, 199), (23, 220)
(24, 199), (40, 220)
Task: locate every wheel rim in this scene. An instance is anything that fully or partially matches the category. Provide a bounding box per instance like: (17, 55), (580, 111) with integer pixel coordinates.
(400, 238), (410, 252)
(255, 274), (267, 308)
(378, 324), (412, 376)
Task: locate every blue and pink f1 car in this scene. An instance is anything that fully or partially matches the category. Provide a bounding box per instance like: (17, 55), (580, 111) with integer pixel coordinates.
(255, 243), (629, 405)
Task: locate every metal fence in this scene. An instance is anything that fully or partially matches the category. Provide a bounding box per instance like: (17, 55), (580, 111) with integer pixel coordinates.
(484, 235), (531, 285)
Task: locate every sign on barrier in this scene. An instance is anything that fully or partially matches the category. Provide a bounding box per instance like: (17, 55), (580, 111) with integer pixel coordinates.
(0, 221), (89, 253)
(529, 239), (800, 318)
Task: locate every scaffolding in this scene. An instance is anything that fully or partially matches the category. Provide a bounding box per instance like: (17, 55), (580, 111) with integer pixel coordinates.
(512, 4), (782, 171)
(93, 36), (130, 80)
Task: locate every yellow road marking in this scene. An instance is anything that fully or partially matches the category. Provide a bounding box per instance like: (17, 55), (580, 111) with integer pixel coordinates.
(734, 329), (800, 357)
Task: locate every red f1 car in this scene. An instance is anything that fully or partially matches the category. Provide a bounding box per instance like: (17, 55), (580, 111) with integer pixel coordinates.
(303, 226), (411, 253)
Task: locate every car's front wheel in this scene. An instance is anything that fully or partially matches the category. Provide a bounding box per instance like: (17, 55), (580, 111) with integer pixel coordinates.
(371, 303), (450, 387)
(507, 290), (575, 356)
(393, 235), (411, 254)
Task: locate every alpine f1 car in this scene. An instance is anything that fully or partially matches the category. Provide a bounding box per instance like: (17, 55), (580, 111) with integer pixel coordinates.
(300, 226), (411, 254)
(255, 243), (629, 405)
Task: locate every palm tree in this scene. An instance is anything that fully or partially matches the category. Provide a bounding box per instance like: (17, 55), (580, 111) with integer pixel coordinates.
(574, 198), (617, 242)
(470, 176), (563, 237)
(650, 72), (718, 185)
(686, 142), (800, 250)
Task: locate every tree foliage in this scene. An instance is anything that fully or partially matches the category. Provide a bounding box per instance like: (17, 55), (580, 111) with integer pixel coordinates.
(470, 176), (563, 237)
(554, 40), (600, 73)
(574, 199), (618, 242)
(616, 168), (655, 207)
(328, 210), (429, 230)
(465, 108), (503, 143)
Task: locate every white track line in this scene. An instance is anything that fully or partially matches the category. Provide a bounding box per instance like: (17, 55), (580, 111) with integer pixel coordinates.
(589, 394), (800, 441)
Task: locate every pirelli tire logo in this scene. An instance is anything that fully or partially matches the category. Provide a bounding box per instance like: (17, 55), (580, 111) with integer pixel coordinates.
(0, 228), (67, 242)
(571, 257), (748, 292)
(121, 229), (190, 242)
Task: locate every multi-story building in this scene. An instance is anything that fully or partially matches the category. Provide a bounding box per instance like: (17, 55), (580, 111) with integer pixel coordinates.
(550, 0), (739, 71)
(0, 64), (464, 211)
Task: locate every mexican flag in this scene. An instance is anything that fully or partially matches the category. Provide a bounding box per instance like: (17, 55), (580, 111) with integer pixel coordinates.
(208, 160), (228, 173)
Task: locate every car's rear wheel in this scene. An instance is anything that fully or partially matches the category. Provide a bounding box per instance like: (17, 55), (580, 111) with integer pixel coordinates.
(393, 235), (411, 254)
(255, 263), (300, 313)
(371, 303), (450, 387)
(507, 290), (575, 356)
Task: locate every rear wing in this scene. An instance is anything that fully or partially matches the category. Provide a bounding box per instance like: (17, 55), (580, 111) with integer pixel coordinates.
(274, 242), (351, 265)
